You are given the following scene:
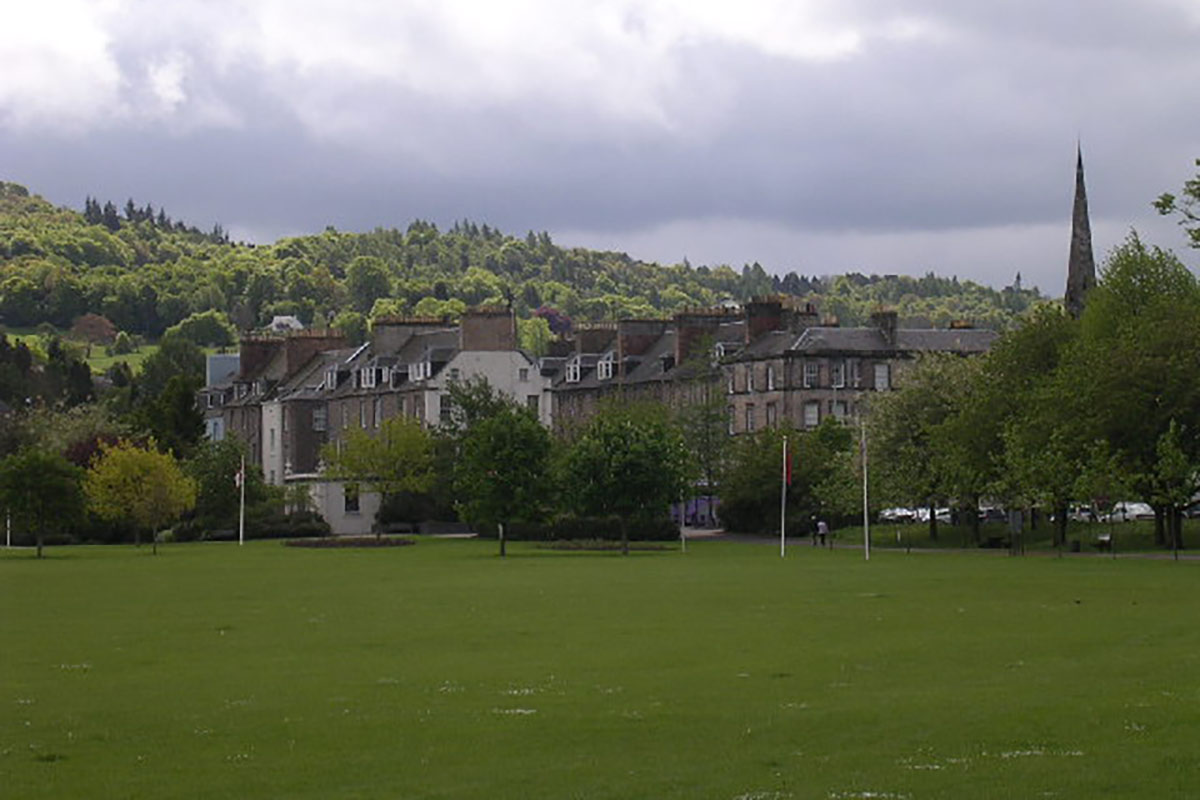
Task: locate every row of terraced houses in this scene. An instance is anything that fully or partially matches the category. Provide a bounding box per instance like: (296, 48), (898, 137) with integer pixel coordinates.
(201, 298), (996, 534)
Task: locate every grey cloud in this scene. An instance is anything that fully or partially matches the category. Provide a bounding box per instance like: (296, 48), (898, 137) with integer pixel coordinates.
(3, 1), (1198, 290)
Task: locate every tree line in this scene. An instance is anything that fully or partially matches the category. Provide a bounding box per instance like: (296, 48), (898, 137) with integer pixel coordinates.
(0, 180), (1042, 345)
(867, 231), (1200, 550)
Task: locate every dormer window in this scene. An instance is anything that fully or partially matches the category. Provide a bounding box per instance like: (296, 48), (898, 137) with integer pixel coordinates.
(361, 368), (376, 389)
(597, 354), (614, 381)
(325, 368), (337, 391)
(381, 367), (391, 384)
(565, 357), (581, 383)
(411, 360), (432, 381)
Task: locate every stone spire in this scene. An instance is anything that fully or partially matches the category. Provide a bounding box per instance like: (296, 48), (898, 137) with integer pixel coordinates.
(1065, 146), (1096, 318)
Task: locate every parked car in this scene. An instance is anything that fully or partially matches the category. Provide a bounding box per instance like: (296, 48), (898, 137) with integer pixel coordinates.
(1068, 503), (1098, 523)
(914, 507), (952, 524)
(1103, 501), (1155, 522)
(978, 506), (1007, 524)
(879, 507), (917, 523)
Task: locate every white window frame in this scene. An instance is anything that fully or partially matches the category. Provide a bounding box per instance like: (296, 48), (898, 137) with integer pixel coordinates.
(597, 354), (614, 381)
(745, 404), (755, 433)
(313, 407), (327, 432)
(803, 361), (819, 388)
(746, 365), (755, 392)
(849, 359), (862, 388)
(767, 364), (776, 391)
(361, 368), (376, 389)
(874, 362), (891, 391)
(803, 400), (820, 428)
(373, 397), (382, 428)
(325, 368), (337, 391)
(831, 360), (845, 389)
(766, 402), (777, 426)
(565, 357), (581, 383)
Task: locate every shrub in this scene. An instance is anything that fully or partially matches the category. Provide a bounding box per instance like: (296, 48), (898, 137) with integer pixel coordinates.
(484, 514), (680, 542)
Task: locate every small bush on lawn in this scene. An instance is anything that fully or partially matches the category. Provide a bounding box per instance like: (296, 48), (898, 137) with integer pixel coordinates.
(284, 536), (414, 548)
(195, 510), (331, 541)
(479, 514), (680, 542)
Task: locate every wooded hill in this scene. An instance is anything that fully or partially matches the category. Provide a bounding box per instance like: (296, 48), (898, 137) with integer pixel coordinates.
(0, 180), (1044, 342)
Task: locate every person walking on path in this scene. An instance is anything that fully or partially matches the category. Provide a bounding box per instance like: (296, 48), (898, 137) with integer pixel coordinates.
(817, 519), (830, 548)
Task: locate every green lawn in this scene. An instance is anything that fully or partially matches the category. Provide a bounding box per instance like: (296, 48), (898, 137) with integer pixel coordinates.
(3, 539), (1199, 798)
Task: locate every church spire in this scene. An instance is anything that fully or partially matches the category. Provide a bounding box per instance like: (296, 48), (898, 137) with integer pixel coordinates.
(1065, 145), (1096, 318)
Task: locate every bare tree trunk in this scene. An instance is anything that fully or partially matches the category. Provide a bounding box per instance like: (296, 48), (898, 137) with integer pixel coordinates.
(499, 521), (506, 558)
(969, 495), (981, 544)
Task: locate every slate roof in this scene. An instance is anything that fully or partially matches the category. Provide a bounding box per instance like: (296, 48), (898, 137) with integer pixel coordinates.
(790, 326), (997, 356)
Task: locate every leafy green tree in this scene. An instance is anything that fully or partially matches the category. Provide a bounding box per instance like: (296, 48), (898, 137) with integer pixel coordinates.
(718, 421), (849, 535)
(866, 355), (964, 540)
(0, 448), (85, 557)
(141, 374), (205, 459)
(331, 310), (368, 346)
(1069, 233), (1200, 544)
(84, 439), (197, 553)
(1151, 420), (1194, 552)
(441, 376), (513, 438)
(517, 315), (553, 357)
(165, 309), (236, 347)
(562, 402), (690, 554)
(137, 333), (205, 403)
(1155, 157), (1200, 249)
(186, 438), (268, 529)
(675, 341), (729, 527)
(346, 256), (392, 313)
(457, 405), (552, 556)
(321, 416), (435, 525)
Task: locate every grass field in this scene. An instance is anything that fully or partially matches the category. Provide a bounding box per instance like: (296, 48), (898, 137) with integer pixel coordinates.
(3, 539), (1199, 799)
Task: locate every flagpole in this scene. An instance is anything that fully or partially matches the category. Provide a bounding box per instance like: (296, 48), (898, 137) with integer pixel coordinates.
(861, 417), (870, 561)
(780, 435), (788, 558)
(238, 453), (246, 547)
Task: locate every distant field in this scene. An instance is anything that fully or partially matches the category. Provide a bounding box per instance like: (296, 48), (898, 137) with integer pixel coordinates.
(3, 539), (1199, 799)
(1, 327), (157, 375)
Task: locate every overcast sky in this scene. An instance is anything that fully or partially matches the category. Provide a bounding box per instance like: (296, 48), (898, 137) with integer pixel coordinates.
(3, 0), (1199, 293)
